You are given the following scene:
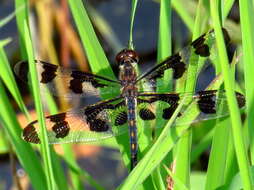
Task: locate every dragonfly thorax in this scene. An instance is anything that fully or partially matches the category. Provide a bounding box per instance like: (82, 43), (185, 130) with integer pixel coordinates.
(120, 62), (138, 97)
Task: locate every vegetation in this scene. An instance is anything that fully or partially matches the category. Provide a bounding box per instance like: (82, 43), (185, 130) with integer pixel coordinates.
(0, 0), (253, 189)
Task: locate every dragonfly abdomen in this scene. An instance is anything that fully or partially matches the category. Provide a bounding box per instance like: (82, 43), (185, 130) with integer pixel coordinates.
(126, 97), (138, 170)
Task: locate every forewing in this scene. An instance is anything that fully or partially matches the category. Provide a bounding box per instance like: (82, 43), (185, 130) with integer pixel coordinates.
(14, 60), (121, 99)
(136, 28), (230, 91)
(22, 97), (130, 144)
(136, 90), (245, 128)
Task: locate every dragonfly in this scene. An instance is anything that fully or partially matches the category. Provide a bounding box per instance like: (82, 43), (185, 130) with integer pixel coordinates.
(15, 28), (245, 170)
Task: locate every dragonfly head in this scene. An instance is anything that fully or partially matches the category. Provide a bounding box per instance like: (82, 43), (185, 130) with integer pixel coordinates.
(116, 49), (139, 66)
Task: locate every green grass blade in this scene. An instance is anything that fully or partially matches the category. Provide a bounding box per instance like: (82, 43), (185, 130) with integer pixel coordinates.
(223, 0), (235, 19)
(68, 0), (114, 78)
(210, 1), (253, 189)
(128, 0), (138, 49)
(0, 41), (30, 119)
(173, 1), (206, 188)
(171, 0), (195, 32)
(0, 82), (47, 190)
(163, 165), (188, 190)
(119, 97), (186, 189)
(205, 118), (230, 190)
(149, 1), (172, 189)
(86, 3), (123, 52)
(62, 145), (105, 190)
(15, 0), (29, 58)
(157, 0), (172, 91)
(23, 21), (56, 189)
(204, 53), (239, 189)
(43, 84), (83, 190)
(68, 0), (130, 173)
(238, 0), (254, 164)
(0, 4), (25, 28)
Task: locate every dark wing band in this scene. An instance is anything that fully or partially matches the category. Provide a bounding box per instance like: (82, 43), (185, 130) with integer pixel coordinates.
(14, 60), (121, 99)
(136, 90), (245, 127)
(22, 96), (130, 144)
(136, 28), (230, 89)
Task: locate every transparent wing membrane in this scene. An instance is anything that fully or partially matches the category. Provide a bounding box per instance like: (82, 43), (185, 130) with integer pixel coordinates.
(14, 60), (121, 99)
(22, 90), (245, 144)
(136, 28), (230, 92)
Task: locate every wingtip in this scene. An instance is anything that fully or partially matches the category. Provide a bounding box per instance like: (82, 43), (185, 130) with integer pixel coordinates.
(22, 124), (41, 144)
(14, 60), (29, 82)
(221, 27), (231, 44)
(235, 92), (246, 108)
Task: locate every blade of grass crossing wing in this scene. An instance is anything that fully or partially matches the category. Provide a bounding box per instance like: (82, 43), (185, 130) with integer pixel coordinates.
(23, 21), (56, 190)
(239, 0), (254, 163)
(173, 1), (206, 188)
(157, 0), (172, 92)
(68, 0), (130, 178)
(127, 4), (156, 186)
(151, 0), (172, 189)
(0, 82), (46, 190)
(210, 2), (253, 189)
(0, 42), (30, 119)
(119, 97), (186, 189)
(44, 93), (84, 190)
(205, 27), (234, 189)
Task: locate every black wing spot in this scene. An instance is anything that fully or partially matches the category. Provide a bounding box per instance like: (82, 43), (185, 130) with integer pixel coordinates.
(84, 105), (106, 121)
(191, 34), (210, 57)
(52, 121), (70, 138)
(171, 60), (186, 79)
(236, 92), (245, 108)
(139, 108), (155, 120)
(69, 78), (83, 94)
(40, 61), (58, 83)
(23, 124), (40, 144)
(48, 113), (70, 138)
(147, 54), (186, 81)
(197, 90), (216, 114)
(161, 54), (186, 79)
(89, 119), (109, 132)
(162, 104), (181, 120)
(158, 94), (180, 104)
(115, 111), (127, 126)
(69, 71), (108, 94)
(222, 28), (231, 44)
(14, 61), (29, 82)
(194, 44), (210, 57)
(48, 113), (66, 122)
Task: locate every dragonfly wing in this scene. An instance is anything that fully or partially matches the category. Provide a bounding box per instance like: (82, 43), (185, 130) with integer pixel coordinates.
(14, 60), (121, 99)
(22, 97), (130, 144)
(136, 28), (230, 91)
(136, 90), (245, 128)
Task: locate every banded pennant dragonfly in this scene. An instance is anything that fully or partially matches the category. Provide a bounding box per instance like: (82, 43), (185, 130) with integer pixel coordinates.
(15, 28), (245, 170)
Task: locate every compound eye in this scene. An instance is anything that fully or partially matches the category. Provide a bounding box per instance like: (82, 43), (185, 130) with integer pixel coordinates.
(115, 49), (139, 64)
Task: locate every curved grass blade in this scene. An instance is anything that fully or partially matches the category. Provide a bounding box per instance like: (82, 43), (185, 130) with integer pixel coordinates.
(0, 40), (30, 119)
(128, 0), (138, 49)
(119, 97), (186, 189)
(210, 1), (253, 189)
(0, 82), (46, 190)
(23, 21), (56, 189)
